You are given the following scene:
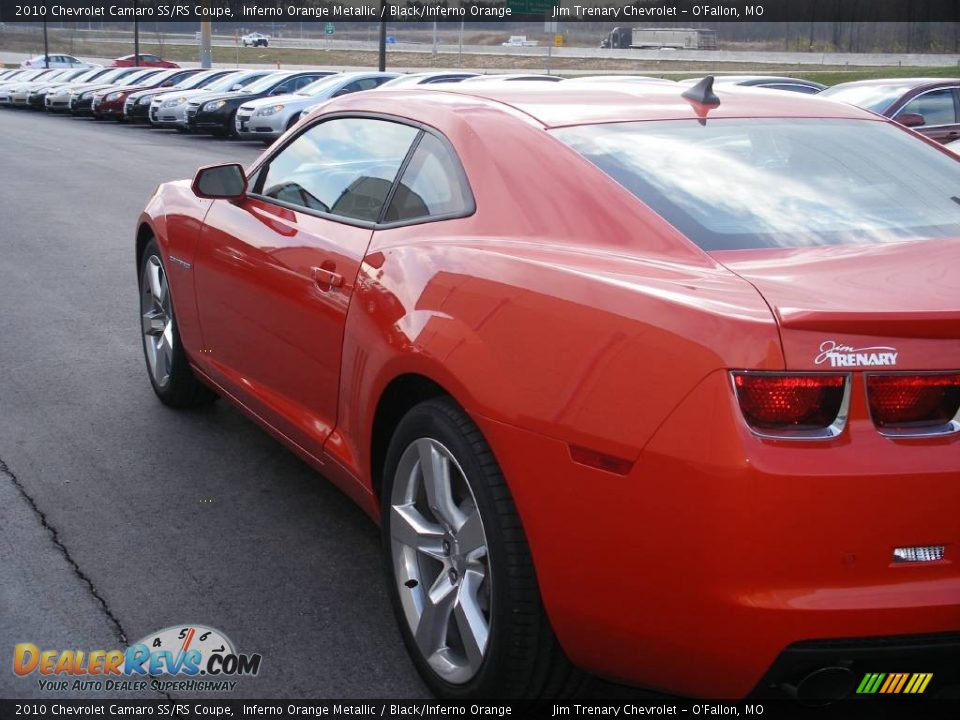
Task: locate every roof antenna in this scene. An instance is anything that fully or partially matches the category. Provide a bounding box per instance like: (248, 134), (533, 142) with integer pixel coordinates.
(681, 76), (720, 106)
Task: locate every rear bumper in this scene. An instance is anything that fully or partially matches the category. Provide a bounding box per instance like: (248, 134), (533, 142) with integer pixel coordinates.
(475, 369), (960, 698)
(753, 633), (960, 699)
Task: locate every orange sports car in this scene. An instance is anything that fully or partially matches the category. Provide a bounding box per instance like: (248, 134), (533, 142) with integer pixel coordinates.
(136, 79), (960, 700)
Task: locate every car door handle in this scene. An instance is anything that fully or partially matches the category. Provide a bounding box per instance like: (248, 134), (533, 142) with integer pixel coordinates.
(312, 265), (343, 290)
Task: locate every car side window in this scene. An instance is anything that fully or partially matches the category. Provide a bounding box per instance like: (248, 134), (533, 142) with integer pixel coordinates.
(352, 78), (382, 91)
(383, 132), (472, 223)
(271, 78), (297, 94)
(306, 75), (329, 89)
(897, 88), (957, 125)
(257, 117), (418, 223)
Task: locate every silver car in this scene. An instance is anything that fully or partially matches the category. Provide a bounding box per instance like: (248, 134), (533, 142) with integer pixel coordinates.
(238, 72), (397, 141)
(149, 69), (275, 130)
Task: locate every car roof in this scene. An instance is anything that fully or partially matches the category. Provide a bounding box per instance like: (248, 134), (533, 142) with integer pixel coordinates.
(462, 74), (562, 83)
(715, 75), (819, 84)
(826, 77), (959, 89)
(386, 82), (876, 128)
(567, 75), (675, 84)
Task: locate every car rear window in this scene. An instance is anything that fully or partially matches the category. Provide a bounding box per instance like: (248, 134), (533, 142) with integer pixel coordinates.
(818, 84), (915, 112)
(553, 118), (960, 251)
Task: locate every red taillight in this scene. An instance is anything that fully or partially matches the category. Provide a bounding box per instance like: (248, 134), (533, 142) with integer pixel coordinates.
(732, 373), (847, 437)
(867, 373), (960, 433)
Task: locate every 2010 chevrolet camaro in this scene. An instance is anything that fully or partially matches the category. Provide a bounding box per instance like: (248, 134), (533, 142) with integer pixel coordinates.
(136, 80), (960, 700)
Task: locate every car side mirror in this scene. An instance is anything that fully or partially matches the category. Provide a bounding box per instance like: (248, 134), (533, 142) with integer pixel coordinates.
(270, 87), (286, 96)
(898, 112), (925, 128)
(162, 81), (174, 87)
(332, 88), (351, 97)
(192, 163), (247, 200)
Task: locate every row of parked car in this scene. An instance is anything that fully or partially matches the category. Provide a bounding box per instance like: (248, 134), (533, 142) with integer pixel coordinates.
(1, 63), (958, 149)
(0, 64), (500, 142)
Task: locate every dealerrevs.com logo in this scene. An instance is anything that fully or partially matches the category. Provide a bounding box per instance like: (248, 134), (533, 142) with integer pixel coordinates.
(815, 340), (899, 368)
(13, 625), (262, 693)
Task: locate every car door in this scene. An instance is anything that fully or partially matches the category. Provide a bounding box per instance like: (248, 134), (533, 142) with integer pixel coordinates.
(893, 87), (960, 144)
(193, 116), (420, 458)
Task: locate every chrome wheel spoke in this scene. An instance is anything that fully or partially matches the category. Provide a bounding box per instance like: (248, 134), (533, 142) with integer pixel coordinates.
(414, 573), (456, 659)
(155, 336), (173, 382)
(142, 308), (166, 336)
(391, 504), (446, 560)
(417, 438), (466, 531)
(455, 509), (486, 558)
(140, 255), (175, 389)
(162, 319), (174, 350)
(148, 259), (164, 304)
(454, 569), (489, 671)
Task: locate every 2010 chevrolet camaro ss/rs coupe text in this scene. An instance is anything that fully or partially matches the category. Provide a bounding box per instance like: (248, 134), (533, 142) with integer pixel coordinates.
(135, 80), (960, 701)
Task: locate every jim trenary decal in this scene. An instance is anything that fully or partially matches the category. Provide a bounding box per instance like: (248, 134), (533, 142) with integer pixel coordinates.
(13, 625), (262, 692)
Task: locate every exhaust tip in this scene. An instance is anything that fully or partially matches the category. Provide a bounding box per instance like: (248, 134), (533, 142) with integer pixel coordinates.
(782, 666), (854, 705)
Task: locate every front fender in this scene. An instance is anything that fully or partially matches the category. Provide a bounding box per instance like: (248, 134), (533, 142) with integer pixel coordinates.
(136, 180), (212, 359)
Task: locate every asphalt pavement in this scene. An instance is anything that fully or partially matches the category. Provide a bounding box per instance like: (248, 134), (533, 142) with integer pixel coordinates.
(0, 108), (429, 699)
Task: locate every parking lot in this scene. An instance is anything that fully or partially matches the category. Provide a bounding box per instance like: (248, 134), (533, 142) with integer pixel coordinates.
(0, 109), (429, 699)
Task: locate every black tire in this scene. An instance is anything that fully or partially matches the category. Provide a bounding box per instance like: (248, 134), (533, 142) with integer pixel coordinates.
(381, 397), (582, 699)
(138, 239), (216, 408)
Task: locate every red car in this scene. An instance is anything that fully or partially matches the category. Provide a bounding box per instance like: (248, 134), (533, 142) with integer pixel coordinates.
(111, 53), (180, 69)
(820, 77), (960, 144)
(93, 68), (199, 119)
(136, 80), (960, 701)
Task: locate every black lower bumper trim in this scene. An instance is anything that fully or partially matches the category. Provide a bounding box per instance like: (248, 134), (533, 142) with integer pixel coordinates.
(751, 632), (960, 701)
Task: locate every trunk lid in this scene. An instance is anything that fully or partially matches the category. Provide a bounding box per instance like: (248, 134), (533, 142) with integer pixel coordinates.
(712, 239), (960, 371)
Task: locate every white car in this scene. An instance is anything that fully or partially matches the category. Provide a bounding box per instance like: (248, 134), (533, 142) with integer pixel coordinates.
(149, 69), (275, 129)
(460, 74), (562, 84)
(376, 72), (479, 88)
(1, 68), (68, 105)
(947, 138), (960, 154)
(238, 72), (398, 142)
(241, 32), (269, 48)
(564, 75), (676, 85)
(21, 54), (93, 69)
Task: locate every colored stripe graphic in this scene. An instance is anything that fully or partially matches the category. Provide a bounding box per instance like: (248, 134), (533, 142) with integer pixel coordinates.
(858, 672), (933, 694)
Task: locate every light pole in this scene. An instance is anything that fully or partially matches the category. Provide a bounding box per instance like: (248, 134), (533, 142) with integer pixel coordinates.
(133, 0), (139, 65)
(378, 1), (386, 72)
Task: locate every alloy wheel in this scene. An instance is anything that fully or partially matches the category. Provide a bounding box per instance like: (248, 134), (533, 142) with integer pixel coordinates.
(389, 438), (492, 685)
(140, 255), (174, 389)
